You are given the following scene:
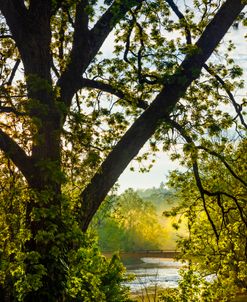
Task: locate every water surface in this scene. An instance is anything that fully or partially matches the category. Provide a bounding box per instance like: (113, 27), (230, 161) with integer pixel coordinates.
(121, 255), (182, 293)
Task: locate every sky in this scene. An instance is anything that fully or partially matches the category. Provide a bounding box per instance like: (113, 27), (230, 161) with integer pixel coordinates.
(117, 150), (181, 192)
(98, 7), (247, 193)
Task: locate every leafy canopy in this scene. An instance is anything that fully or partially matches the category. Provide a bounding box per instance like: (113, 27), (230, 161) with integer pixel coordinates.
(0, 0), (246, 301)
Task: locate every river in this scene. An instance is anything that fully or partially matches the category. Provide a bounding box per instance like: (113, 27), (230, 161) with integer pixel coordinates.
(119, 254), (247, 302)
(121, 254), (182, 294)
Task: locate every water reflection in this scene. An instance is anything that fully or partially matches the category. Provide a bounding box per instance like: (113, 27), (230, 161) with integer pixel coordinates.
(122, 256), (183, 293)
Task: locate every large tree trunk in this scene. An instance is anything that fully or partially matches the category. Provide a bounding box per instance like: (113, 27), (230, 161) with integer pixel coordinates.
(22, 56), (66, 302)
(0, 3), (67, 301)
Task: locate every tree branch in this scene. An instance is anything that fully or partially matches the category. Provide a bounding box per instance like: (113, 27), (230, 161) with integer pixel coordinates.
(192, 160), (220, 241)
(90, 0), (143, 56)
(58, 0), (143, 108)
(165, 0), (192, 44)
(0, 128), (35, 182)
(79, 78), (148, 110)
(0, 34), (14, 39)
(7, 58), (20, 85)
(203, 63), (247, 129)
(165, 117), (220, 239)
(0, 105), (25, 116)
(0, 0), (28, 49)
(166, 118), (247, 188)
(203, 189), (247, 227)
(78, 0), (246, 231)
(162, 118), (247, 233)
(1, 0), (52, 79)
(64, 1), (90, 77)
(197, 145), (247, 187)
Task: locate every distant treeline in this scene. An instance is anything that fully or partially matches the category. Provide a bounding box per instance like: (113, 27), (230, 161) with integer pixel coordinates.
(92, 185), (184, 252)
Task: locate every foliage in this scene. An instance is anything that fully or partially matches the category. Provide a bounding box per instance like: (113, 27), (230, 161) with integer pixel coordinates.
(66, 239), (133, 302)
(0, 165), (133, 301)
(94, 189), (171, 251)
(164, 138), (247, 300)
(0, 0), (246, 300)
(94, 187), (183, 251)
(159, 268), (214, 302)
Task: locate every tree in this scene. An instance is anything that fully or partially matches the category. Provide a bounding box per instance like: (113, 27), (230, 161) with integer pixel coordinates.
(95, 189), (169, 251)
(0, 0), (246, 301)
(165, 138), (247, 300)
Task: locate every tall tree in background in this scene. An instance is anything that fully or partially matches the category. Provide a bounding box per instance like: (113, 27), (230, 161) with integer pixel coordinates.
(0, 0), (246, 301)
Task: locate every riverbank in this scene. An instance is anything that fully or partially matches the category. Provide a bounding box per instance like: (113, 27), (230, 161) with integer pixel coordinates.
(130, 290), (247, 302)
